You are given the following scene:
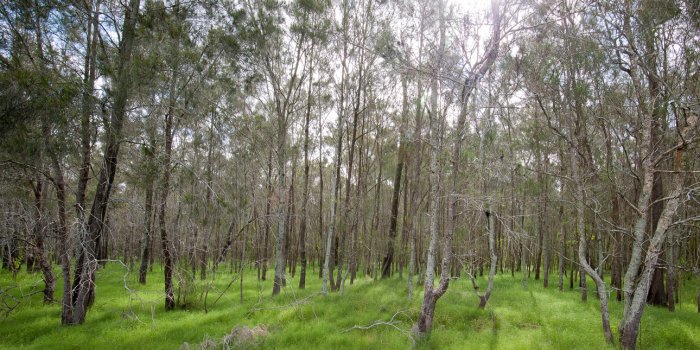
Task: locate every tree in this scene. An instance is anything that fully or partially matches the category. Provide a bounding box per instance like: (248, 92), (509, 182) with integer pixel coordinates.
(70, 0), (141, 324)
(414, 0), (502, 335)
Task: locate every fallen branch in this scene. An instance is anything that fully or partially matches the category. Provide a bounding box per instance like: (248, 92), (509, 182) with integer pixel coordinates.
(341, 309), (415, 346)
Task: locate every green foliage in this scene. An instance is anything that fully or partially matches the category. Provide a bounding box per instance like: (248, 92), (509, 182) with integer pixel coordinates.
(640, 0), (681, 26)
(1, 265), (699, 349)
(0, 63), (80, 159)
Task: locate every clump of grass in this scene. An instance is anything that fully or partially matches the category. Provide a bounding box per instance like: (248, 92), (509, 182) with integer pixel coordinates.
(1, 264), (698, 349)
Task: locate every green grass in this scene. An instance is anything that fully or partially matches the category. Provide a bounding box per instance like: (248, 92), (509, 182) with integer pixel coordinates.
(1, 264), (699, 349)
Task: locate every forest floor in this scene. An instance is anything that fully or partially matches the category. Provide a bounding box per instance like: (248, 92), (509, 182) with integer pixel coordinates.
(1, 263), (699, 349)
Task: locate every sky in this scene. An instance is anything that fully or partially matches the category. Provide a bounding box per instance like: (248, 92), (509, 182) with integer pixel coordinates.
(453, 0), (494, 13)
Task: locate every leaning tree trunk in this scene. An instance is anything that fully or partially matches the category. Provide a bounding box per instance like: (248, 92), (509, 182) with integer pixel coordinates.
(70, 0), (140, 324)
(620, 137), (692, 350)
(571, 145), (613, 344)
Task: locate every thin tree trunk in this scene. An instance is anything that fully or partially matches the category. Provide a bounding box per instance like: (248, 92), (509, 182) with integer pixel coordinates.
(415, 0), (501, 336)
(158, 0), (182, 308)
(382, 75), (407, 279)
(666, 228), (675, 312)
(479, 203), (497, 308)
(414, 1), (446, 334)
(572, 145), (613, 344)
(298, 45), (313, 289)
(322, 0), (349, 296)
(262, 150), (272, 281)
(272, 108), (288, 296)
(317, 127), (324, 280)
(408, 215), (416, 300)
(76, 0), (99, 220)
(535, 150), (543, 281)
(159, 92), (176, 312)
(542, 155), (550, 288)
(558, 197), (566, 292)
(50, 156), (72, 323)
(138, 129), (156, 284)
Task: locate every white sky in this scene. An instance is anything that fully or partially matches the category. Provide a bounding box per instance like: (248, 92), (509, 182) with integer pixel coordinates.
(452, 0), (494, 13)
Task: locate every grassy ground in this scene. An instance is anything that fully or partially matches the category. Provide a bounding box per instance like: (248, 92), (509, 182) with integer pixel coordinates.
(1, 263), (699, 349)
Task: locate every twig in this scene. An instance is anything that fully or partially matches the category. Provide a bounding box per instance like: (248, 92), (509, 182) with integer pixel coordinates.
(341, 309), (416, 346)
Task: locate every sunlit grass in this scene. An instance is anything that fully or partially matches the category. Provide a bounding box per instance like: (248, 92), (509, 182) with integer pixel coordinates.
(1, 264), (698, 349)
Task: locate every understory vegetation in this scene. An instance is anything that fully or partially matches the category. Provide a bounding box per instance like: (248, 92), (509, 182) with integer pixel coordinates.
(1, 264), (698, 350)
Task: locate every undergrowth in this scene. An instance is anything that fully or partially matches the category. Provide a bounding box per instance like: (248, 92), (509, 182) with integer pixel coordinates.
(0, 264), (698, 349)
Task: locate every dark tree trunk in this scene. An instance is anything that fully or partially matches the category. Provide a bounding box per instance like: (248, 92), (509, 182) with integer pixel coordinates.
(138, 171), (154, 284)
(299, 52), (313, 289)
(381, 153), (403, 279)
(159, 107), (176, 311)
(381, 78), (407, 280)
(646, 173), (667, 305)
(76, 0), (99, 220)
(70, 0), (140, 324)
(159, 2), (181, 307)
(50, 157), (72, 323)
(32, 176), (54, 304)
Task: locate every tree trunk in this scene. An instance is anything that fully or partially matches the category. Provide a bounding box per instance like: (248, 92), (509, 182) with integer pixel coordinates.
(382, 76), (407, 279)
(558, 180), (566, 292)
(571, 145), (613, 344)
(414, 0), (446, 335)
(620, 146), (690, 349)
(542, 156), (550, 288)
(317, 130), (324, 280)
(646, 151), (667, 306)
(262, 150), (272, 281)
(50, 156), (72, 323)
(138, 129), (156, 284)
(76, 0), (99, 220)
(478, 204), (497, 308)
(272, 105), (288, 296)
(159, 96), (176, 312)
(32, 176), (54, 304)
(415, 0), (501, 336)
(298, 47), (313, 289)
(70, 0), (140, 324)
(323, 0), (349, 295)
(408, 215), (416, 300)
(666, 228), (675, 312)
